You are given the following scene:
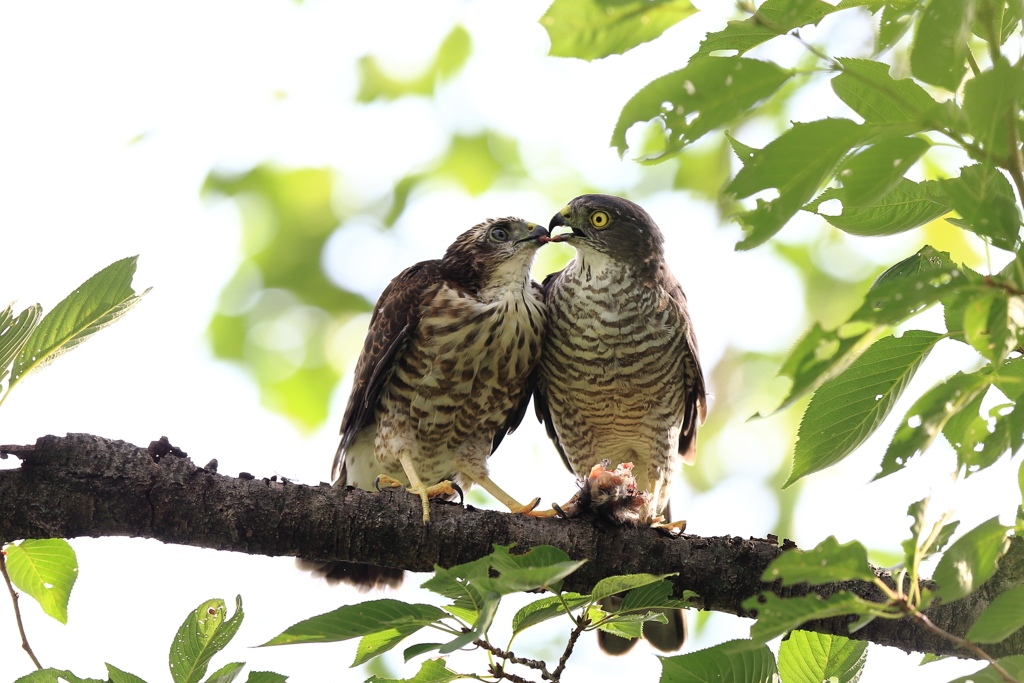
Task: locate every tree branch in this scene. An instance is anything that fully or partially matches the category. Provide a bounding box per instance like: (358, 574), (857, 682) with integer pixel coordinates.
(2, 434), (1023, 660)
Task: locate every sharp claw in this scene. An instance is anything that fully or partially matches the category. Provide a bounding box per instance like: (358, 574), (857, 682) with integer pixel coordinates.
(553, 503), (568, 519)
(374, 475), (383, 492)
(450, 482), (465, 505)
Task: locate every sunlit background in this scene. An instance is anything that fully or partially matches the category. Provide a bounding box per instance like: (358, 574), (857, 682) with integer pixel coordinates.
(1, 1), (1018, 681)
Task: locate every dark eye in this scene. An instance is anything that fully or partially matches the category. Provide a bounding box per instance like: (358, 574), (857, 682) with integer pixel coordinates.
(490, 227), (509, 242)
(590, 211), (610, 228)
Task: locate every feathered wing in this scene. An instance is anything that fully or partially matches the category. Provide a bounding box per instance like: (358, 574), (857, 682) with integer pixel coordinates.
(665, 275), (707, 466)
(533, 269), (574, 474)
(332, 261), (443, 482)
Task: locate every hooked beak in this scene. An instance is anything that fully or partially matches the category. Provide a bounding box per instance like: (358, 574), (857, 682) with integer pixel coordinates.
(515, 224), (551, 244)
(548, 206), (578, 242)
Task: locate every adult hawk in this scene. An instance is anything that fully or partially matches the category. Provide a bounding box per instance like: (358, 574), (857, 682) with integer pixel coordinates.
(535, 194), (707, 653)
(300, 217), (549, 590)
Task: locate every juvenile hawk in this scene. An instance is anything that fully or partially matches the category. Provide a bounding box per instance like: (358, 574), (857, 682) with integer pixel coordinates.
(535, 194), (706, 652)
(301, 217), (549, 590)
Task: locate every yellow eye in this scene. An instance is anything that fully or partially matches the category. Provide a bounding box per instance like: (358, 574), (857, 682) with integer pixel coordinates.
(589, 211), (610, 229)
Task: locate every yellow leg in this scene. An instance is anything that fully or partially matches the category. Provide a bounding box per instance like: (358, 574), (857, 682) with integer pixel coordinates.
(392, 451), (457, 524)
(469, 474), (546, 516)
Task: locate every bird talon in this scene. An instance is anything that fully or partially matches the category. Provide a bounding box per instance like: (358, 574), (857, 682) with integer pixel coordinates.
(449, 482), (464, 506)
(553, 503), (568, 519)
(374, 474), (404, 492)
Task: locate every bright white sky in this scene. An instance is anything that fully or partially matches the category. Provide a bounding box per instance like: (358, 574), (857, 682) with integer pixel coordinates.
(0, 1), (1017, 682)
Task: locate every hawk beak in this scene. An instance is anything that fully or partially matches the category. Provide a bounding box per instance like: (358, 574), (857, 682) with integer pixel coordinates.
(515, 224), (550, 244)
(548, 207), (575, 242)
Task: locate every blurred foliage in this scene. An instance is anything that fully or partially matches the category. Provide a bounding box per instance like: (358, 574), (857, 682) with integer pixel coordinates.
(356, 25), (471, 103)
(202, 166), (370, 431)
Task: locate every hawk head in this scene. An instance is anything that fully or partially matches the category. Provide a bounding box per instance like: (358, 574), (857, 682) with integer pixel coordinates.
(548, 194), (665, 273)
(441, 217), (549, 292)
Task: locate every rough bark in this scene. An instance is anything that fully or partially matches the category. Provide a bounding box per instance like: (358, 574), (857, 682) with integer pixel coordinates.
(1, 433), (1022, 660)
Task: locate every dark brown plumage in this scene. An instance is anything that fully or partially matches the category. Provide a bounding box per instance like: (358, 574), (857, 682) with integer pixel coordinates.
(535, 194), (706, 653)
(299, 217), (549, 590)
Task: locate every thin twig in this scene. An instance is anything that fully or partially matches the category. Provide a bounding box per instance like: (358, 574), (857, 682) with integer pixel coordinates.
(550, 616), (588, 682)
(1, 550), (42, 669)
(474, 640), (550, 677)
(489, 664), (534, 683)
(912, 610), (1020, 683)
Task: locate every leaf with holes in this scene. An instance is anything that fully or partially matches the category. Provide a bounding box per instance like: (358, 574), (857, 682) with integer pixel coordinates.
(877, 370), (991, 480)
(4, 539), (78, 624)
(169, 596), (243, 683)
(728, 118), (867, 250)
(804, 179), (949, 237)
(836, 136), (930, 208)
(612, 57), (791, 161)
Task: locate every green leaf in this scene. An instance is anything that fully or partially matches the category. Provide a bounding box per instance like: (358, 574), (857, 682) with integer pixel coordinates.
(591, 605), (644, 640)
(777, 630), (868, 683)
(14, 670), (105, 683)
(729, 118), (867, 249)
(836, 136), (930, 208)
(366, 659), (466, 683)
(659, 639), (779, 683)
(4, 539), (78, 624)
(932, 517), (1010, 603)
(696, 0), (840, 57)
(967, 585), (1024, 642)
(511, 593), (590, 634)
(243, 675), (287, 683)
(169, 596), (244, 683)
(763, 536), (875, 586)
(590, 573), (674, 602)
(202, 663), (244, 683)
(9, 256), (148, 391)
(439, 592), (500, 654)
(542, 0), (697, 61)
(0, 302), (41, 387)
(948, 655), (1024, 683)
(789, 330), (942, 486)
(403, 643), (443, 662)
(744, 591), (879, 644)
(935, 164), (1021, 250)
(877, 3), (918, 53)
(831, 59), (938, 127)
(612, 58), (791, 161)
(902, 498), (960, 575)
(353, 627), (422, 667)
(910, 0), (976, 91)
(486, 545), (584, 592)
(620, 580), (696, 612)
(261, 599), (447, 646)
(768, 247), (966, 414)
(877, 370), (991, 480)
(963, 293), (1024, 362)
(964, 58), (1024, 158)
(804, 179), (950, 237)
(106, 664), (149, 683)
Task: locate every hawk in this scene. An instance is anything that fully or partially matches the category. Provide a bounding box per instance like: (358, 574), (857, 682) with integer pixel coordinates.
(300, 217), (550, 590)
(535, 194), (706, 653)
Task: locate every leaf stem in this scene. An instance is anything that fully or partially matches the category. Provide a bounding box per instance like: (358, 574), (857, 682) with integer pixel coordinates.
(1, 549), (42, 670)
(910, 609), (1020, 683)
(550, 616), (588, 682)
(474, 640), (551, 680)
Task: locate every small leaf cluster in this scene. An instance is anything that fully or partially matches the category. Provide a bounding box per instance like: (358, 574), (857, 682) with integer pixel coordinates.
(744, 496), (1020, 681)
(262, 544), (695, 683)
(15, 597), (286, 683)
(0, 256), (148, 409)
